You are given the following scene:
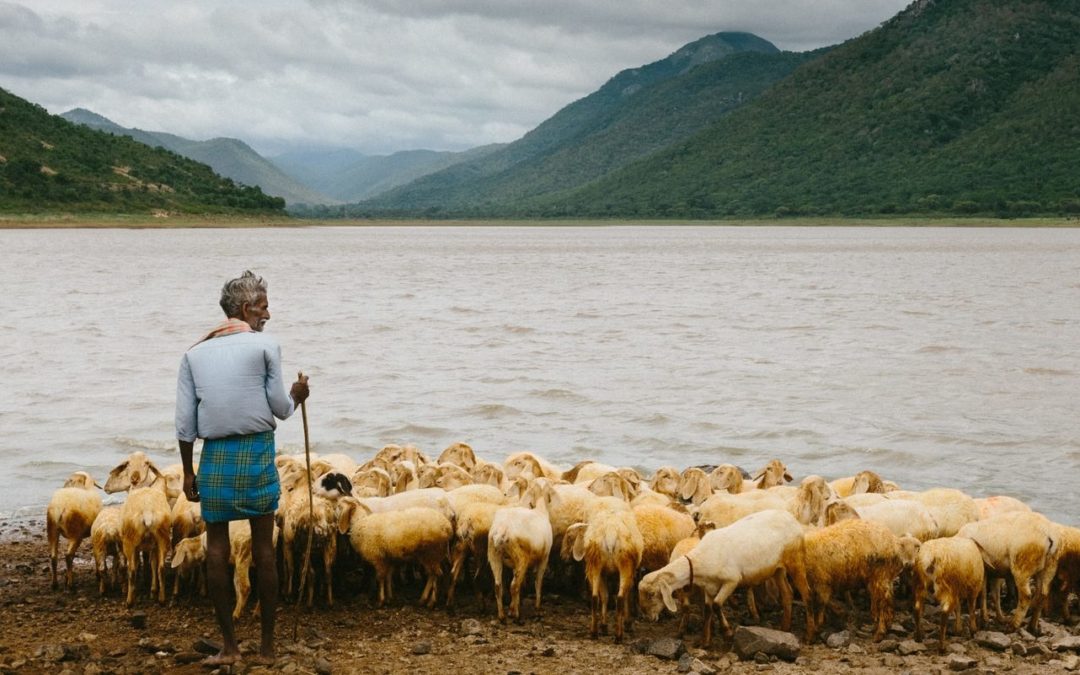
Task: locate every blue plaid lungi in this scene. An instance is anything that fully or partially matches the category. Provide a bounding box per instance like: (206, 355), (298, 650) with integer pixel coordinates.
(198, 430), (280, 523)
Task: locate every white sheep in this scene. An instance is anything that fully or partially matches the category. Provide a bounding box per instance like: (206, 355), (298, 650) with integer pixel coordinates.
(956, 511), (1062, 633)
(912, 536), (985, 651)
(281, 491), (339, 607)
(975, 495), (1032, 520)
(752, 459), (793, 490)
(638, 509), (814, 646)
(487, 480), (555, 623)
(503, 451), (562, 482)
(649, 466), (682, 500)
(46, 471), (104, 590)
(90, 504), (124, 595)
(1052, 525), (1080, 622)
(438, 441), (478, 471)
(170, 491), (203, 545)
(694, 490), (789, 530)
(853, 499), (939, 541)
(337, 500), (453, 608)
(170, 534), (207, 601)
(118, 466), (172, 606)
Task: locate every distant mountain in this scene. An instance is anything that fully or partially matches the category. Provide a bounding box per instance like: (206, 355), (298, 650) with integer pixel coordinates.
(271, 144), (503, 203)
(60, 109), (335, 206)
(552, 0), (1080, 217)
(361, 32), (800, 215)
(0, 88), (284, 214)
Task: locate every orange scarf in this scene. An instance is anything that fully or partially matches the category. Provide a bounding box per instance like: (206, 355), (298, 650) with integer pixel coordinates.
(191, 317), (252, 349)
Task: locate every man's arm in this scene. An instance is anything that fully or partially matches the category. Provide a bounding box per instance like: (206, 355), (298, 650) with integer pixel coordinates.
(179, 439), (199, 502)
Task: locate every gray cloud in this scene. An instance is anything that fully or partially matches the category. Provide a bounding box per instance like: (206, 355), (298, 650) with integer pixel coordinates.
(0, 0), (911, 155)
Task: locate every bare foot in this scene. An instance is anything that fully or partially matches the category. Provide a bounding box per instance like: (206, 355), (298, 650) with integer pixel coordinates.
(201, 652), (240, 668)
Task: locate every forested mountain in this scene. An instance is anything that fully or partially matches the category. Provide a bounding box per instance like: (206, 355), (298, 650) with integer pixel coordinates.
(0, 88), (284, 214)
(273, 144), (503, 206)
(61, 108), (334, 206)
(360, 32), (795, 215)
(551, 0), (1080, 218)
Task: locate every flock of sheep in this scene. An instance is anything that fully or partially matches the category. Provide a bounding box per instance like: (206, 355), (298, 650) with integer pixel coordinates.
(44, 442), (1080, 653)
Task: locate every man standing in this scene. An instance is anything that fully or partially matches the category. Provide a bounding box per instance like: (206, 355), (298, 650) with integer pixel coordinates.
(176, 270), (309, 667)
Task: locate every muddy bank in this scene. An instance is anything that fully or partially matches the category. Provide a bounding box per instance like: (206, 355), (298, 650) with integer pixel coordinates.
(1, 515), (1078, 675)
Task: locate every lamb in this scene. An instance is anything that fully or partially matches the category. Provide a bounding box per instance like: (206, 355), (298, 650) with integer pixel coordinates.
(956, 511), (1063, 633)
(638, 509), (814, 646)
(170, 491), (203, 545)
(337, 500), (453, 608)
(588, 471), (637, 503)
(472, 460), (507, 489)
(912, 488), (980, 538)
(487, 480), (555, 623)
(912, 536), (985, 651)
(118, 465), (172, 606)
(802, 519), (919, 642)
(829, 470), (888, 498)
(104, 451), (160, 493)
(564, 496), (643, 642)
(432, 463), (475, 490)
(46, 471), (104, 590)
(563, 460), (619, 485)
(708, 464), (754, 495)
(350, 467), (393, 497)
(90, 504), (124, 595)
(170, 534), (207, 601)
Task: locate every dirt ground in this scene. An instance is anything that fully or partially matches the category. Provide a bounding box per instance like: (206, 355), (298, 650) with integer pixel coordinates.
(2, 514), (1078, 675)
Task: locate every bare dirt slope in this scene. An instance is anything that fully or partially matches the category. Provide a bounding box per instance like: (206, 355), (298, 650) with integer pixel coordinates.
(1, 515), (1077, 675)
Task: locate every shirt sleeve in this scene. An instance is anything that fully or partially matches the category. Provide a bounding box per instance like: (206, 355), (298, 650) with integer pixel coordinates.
(265, 341), (296, 420)
(175, 352), (199, 442)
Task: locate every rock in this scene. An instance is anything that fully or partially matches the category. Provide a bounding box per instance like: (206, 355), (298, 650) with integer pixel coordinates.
(460, 619), (484, 636)
(877, 639), (899, 653)
(974, 631), (1011, 651)
(732, 626), (800, 662)
(1054, 636), (1080, 652)
(1018, 628), (1037, 642)
(40, 644), (65, 662)
(946, 643), (968, 655)
(947, 654), (977, 671)
(647, 637), (686, 660)
(689, 658), (718, 675)
(882, 654), (905, 669)
(410, 642), (431, 656)
(60, 644), (89, 662)
(631, 638), (651, 655)
(129, 611), (147, 629)
(827, 631), (852, 649)
(173, 652), (204, 664)
(847, 643), (866, 655)
(540, 647), (555, 657)
(1011, 641), (1028, 656)
(677, 652), (694, 673)
(193, 638), (221, 656)
(897, 640), (927, 656)
(78, 632), (97, 643)
(315, 657), (333, 674)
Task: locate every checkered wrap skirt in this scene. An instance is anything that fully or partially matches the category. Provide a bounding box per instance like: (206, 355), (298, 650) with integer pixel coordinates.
(198, 430), (280, 523)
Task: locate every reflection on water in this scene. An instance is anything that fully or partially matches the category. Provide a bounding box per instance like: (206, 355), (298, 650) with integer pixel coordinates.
(1, 225), (1078, 525)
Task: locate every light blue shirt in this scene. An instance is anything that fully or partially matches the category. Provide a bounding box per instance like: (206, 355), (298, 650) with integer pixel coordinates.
(175, 331), (296, 442)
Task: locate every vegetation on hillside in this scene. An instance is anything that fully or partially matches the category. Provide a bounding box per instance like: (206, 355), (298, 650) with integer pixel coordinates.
(0, 89), (285, 214)
(550, 0), (1080, 218)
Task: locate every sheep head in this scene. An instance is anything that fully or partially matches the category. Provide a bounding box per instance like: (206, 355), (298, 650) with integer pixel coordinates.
(677, 467), (711, 505)
(649, 466), (681, 498)
(437, 442), (477, 471)
(752, 459), (792, 490)
(104, 452), (162, 493)
(709, 464), (744, 494)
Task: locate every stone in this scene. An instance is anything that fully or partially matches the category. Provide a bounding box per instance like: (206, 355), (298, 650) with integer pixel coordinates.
(173, 651), (204, 664)
(877, 639), (899, 653)
(1053, 636), (1080, 652)
(882, 655), (905, 668)
(129, 611), (147, 630)
(631, 639), (651, 655)
(40, 644), (65, 662)
(947, 654), (977, 671)
(974, 631), (1011, 651)
(847, 643), (866, 655)
(192, 638), (221, 656)
(410, 642), (432, 656)
(732, 626), (800, 662)
(677, 652), (694, 673)
(689, 658), (718, 675)
(460, 619), (485, 637)
(541, 647), (556, 657)
(648, 637), (686, 660)
(827, 631), (852, 649)
(898, 640), (927, 656)
(60, 644), (89, 662)
(315, 657), (333, 674)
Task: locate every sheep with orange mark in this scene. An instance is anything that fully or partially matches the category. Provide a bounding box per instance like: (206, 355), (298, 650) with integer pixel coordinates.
(975, 495), (1032, 520)
(956, 510), (1063, 633)
(337, 500), (453, 608)
(46, 471), (104, 590)
(638, 509), (814, 646)
(564, 495), (643, 642)
(912, 536), (984, 651)
(487, 479), (555, 623)
(802, 519), (919, 642)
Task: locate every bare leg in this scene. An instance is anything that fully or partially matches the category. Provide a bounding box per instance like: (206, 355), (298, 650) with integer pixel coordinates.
(250, 514), (278, 662)
(204, 521), (240, 665)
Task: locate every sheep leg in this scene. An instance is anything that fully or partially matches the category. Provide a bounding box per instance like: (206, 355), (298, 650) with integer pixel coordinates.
(991, 577), (1006, 624)
(700, 595), (714, 648)
(676, 590), (690, 637)
(1010, 571), (1034, 632)
(871, 576), (894, 642)
(233, 556), (252, 621)
(774, 570), (794, 633)
(598, 576), (610, 635)
(587, 564), (602, 638)
(282, 537), (295, 599)
(1029, 557), (1059, 634)
(712, 580), (739, 639)
(746, 586), (760, 622)
(490, 554), (506, 622)
(123, 540), (138, 607)
(64, 535), (82, 590)
(615, 565), (635, 643)
(323, 537), (336, 608)
(425, 560), (443, 609)
(509, 560), (527, 623)
(374, 561), (390, 608)
(786, 558), (815, 643)
(446, 541), (468, 610)
(912, 575), (925, 642)
(967, 592), (980, 636)
(938, 600), (951, 653)
(48, 520), (60, 590)
(155, 534), (170, 604)
(534, 555), (548, 614)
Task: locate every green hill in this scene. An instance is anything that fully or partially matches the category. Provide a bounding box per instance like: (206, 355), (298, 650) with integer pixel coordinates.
(0, 88), (285, 214)
(61, 109), (335, 206)
(361, 32), (796, 215)
(552, 0), (1080, 218)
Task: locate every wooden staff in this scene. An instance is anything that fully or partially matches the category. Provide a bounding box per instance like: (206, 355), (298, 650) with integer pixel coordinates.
(295, 371), (315, 608)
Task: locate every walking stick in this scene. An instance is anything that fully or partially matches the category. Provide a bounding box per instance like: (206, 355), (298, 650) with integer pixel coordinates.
(295, 371), (315, 610)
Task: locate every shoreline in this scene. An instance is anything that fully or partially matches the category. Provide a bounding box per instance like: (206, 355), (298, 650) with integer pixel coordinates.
(1, 214), (1079, 229)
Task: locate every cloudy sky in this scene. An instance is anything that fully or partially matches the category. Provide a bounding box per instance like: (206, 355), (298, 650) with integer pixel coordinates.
(1, 0), (911, 156)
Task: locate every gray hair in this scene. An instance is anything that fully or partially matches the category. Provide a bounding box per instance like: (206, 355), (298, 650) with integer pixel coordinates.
(219, 270), (267, 318)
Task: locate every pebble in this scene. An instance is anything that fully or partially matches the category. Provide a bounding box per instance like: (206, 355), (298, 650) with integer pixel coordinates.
(173, 652), (204, 664)
(974, 631), (1012, 651)
(827, 631), (852, 649)
(411, 642), (432, 655)
(897, 640), (927, 656)
(315, 656), (333, 674)
(732, 626), (800, 662)
(647, 637), (686, 660)
(129, 611), (147, 629)
(460, 619), (485, 636)
(193, 638), (222, 655)
(1053, 636), (1080, 652)
(876, 639), (899, 653)
(947, 654), (978, 671)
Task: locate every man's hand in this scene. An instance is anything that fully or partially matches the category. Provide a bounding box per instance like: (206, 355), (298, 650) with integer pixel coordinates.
(291, 371), (310, 408)
(183, 472), (200, 502)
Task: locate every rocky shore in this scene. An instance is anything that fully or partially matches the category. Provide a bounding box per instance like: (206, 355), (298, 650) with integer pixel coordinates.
(2, 514), (1078, 675)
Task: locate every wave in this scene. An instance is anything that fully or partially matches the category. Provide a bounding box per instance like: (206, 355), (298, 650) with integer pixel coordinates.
(463, 403), (523, 419)
(502, 324), (534, 334)
(528, 388), (590, 403)
(916, 344), (965, 353)
(1023, 367), (1074, 377)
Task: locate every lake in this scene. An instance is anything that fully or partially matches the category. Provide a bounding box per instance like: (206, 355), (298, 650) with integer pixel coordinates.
(1, 225), (1078, 525)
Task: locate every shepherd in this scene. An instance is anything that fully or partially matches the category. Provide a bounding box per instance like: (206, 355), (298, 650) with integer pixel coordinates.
(176, 270), (310, 668)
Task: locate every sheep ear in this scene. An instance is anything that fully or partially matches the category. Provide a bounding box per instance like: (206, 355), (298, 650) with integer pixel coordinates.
(751, 469), (765, 481)
(679, 474), (698, 501)
(660, 579), (679, 613)
(569, 524), (588, 562)
(149, 463), (163, 478)
(337, 499), (356, 534)
(104, 461), (131, 493)
(783, 471), (793, 482)
(171, 546), (188, 569)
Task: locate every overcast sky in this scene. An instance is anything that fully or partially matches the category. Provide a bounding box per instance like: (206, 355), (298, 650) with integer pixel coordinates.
(1, 0), (912, 156)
